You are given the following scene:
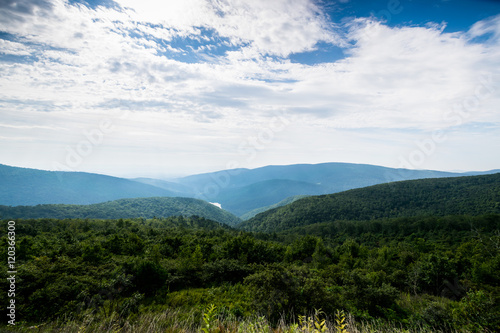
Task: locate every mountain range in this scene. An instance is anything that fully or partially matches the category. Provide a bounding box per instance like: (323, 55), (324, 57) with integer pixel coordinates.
(0, 164), (175, 206)
(136, 163), (499, 216)
(1, 162), (499, 218)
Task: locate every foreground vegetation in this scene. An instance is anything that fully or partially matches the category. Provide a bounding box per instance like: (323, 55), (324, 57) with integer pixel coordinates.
(3, 307), (488, 332)
(1, 214), (499, 332)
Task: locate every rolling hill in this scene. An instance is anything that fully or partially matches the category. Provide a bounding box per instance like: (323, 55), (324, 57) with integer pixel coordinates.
(0, 164), (177, 206)
(237, 172), (500, 233)
(3, 163), (499, 218)
(170, 162), (470, 216)
(0, 197), (241, 226)
(210, 179), (323, 216)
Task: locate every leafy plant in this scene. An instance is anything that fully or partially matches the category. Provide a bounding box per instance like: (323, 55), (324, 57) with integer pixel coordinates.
(335, 310), (348, 333)
(298, 309), (329, 332)
(201, 304), (220, 333)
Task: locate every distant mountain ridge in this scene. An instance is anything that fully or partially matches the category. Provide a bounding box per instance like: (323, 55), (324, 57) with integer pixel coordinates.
(237, 172), (500, 233)
(2, 162), (499, 218)
(0, 197), (241, 226)
(167, 162), (495, 216)
(131, 177), (193, 196)
(0, 164), (176, 206)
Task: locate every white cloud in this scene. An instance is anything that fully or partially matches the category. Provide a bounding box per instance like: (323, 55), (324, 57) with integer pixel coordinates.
(0, 39), (33, 55)
(114, 0), (338, 57)
(468, 14), (500, 43)
(281, 17), (500, 130)
(0, 1), (499, 174)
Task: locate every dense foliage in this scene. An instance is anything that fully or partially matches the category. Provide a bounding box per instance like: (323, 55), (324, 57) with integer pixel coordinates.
(239, 173), (500, 232)
(0, 197), (241, 226)
(1, 214), (499, 332)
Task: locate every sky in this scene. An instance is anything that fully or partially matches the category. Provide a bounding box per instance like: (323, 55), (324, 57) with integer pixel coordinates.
(1, 0), (500, 178)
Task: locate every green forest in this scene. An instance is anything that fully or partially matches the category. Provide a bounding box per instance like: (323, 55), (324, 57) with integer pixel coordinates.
(1, 173), (499, 332)
(240, 173), (500, 232)
(0, 197), (241, 227)
(0, 214), (499, 332)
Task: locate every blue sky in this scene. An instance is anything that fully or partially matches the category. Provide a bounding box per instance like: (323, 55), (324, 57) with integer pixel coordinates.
(0, 0), (499, 178)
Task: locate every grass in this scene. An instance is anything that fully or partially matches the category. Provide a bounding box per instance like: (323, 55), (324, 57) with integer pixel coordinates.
(3, 306), (491, 333)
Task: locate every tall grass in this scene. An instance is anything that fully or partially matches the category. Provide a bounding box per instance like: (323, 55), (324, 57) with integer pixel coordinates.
(4, 307), (489, 333)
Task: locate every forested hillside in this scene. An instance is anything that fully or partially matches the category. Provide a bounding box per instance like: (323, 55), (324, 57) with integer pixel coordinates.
(0, 214), (498, 332)
(1, 169), (500, 332)
(0, 197), (241, 226)
(239, 173), (500, 232)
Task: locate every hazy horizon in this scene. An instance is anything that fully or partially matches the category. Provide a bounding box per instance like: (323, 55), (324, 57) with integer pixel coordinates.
(2, 160), (499, 181)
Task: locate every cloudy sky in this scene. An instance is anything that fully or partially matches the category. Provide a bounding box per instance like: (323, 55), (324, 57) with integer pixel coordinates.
(1, 0), (499, 178)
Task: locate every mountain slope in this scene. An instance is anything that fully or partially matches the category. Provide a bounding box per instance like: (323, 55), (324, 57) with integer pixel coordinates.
(172, 162), (467, 216)
(238, 173), (500, 233)
(0, 197), (241, 226)
(240, 195), (310, 220)
(215, 179), (323, 216)
(0, 164), (177, 206)
(132, 178), (194, 196)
